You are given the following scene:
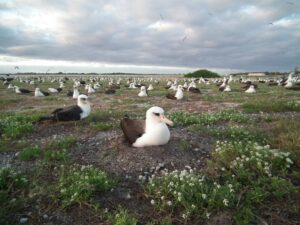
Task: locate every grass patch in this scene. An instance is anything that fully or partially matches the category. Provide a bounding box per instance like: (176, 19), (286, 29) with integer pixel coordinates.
(243, 100), (300, 113)
(0, 113), (39, 139)
(18, 146), (42, 161)
(47, 136), (77, 150)
(270, 117), (300, 165)
(144, 141), (297, 224)
(91, 122), (113, 131)
(57, 164), (115, 207)
(111, 207), (138, 225)
(170, 109), (253, 127)
(193, 126), (267, 144)
(0, 168), (29, 224)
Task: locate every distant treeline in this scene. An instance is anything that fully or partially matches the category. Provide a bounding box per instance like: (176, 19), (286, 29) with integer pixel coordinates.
(184, 69), (221, 78)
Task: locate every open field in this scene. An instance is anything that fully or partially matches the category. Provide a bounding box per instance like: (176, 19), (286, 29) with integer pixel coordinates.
(0, 74), (300, 225)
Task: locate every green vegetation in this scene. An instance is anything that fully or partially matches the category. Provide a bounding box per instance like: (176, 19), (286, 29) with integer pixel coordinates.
(193, 126), (267, 143)
(170, 109), (253, 127)
(57, 164), (115, 207)
(145, 141), (297, 224)
(111, 207), (138, 225)
(0, 113), (39, 139)
(185, 69), (220, 78)
(18, 146), (42, 160)
(243, 100), (300, 113)
(91, 122), (113, 131)
(0, 168), (29, 224)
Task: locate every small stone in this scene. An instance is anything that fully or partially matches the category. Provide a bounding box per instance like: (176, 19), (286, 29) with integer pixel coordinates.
(20, 217), (28, 224)
(43, 214), (48, 219)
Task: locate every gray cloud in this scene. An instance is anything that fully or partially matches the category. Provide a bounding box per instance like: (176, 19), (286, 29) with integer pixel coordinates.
(0, 0), (299, 72)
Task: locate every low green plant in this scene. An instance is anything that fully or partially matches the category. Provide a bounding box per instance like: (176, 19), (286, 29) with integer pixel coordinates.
(18, 146), (42, 161)
(0, 168), (29, 224)
(193, 126), (267, 144)
(112, 207), (138, 225)
(170, 110), (253, 127)
(91, 123), (113, 131)
(47, 136), (77, 150)
(243, 100), (300, 113)
(144, 141), (297, 223)
(0, 114), (39, 139)
(57, 164), (115, 207)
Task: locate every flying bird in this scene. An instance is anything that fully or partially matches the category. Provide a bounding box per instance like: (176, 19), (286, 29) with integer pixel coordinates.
(182, 36), (187, 42)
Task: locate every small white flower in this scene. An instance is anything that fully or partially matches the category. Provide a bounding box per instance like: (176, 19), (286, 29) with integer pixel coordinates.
(167, 201), (172, 206)
(202, 194), (207, 199)
(223, 198), (229, 206)
(206, 212), (211, 219)
(150, 199), (155, 205)
(182, 213), (187, 219)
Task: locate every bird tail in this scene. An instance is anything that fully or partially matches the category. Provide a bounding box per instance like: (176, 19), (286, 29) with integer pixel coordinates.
(166, 94), (176, 100)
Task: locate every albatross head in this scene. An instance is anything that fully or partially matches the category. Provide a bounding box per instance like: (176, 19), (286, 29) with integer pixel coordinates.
(77, 94), (91, 106)
(146, 106), (174, 126)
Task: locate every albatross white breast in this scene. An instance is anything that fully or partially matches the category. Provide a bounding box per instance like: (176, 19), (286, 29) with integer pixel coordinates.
(120, 106), (173, 148)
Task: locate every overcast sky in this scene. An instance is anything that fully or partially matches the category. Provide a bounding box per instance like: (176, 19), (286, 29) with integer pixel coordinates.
(0, 0), (299, 74)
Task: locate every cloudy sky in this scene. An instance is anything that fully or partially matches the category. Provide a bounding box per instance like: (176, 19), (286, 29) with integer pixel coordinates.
(0, 0), (299, 74)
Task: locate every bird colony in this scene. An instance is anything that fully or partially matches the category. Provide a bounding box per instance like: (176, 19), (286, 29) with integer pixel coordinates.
(0, 72), (300, 224)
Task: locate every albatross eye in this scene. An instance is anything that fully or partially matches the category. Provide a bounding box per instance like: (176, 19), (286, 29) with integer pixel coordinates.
(153, 112), (160, 116)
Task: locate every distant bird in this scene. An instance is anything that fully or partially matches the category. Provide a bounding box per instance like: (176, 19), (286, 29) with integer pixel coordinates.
(87, 84), (96, 94)
(48, 88), (62, 93)
(167, 85), (184, 100)
(73, 86), (80, 99)
(105, 89), (116, 94)
(188, 86), (201, 93)
(120, 106), (173, 147)
(245, 85), (256, 93)
(14, 66), (19, 70)
(35, 88), (50, 97)
(38, 95), (91, 122)
(147, 84), (154, 91)
(223, 85), (231, 92)
(138, 86), (148, 97)
(14, 86), (32, 94)
(182, 36), (187, 42)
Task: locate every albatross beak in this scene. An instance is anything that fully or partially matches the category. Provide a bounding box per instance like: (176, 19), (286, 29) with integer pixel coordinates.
(160, 115), (174, 126)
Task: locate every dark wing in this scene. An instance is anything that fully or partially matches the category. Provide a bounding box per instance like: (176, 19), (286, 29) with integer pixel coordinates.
(120, 117), (145, 144)
(105, 89), (116, 94)
(19, 88), (32, 93)
(53, 105), (82, 121)
(189, 87), (201, 93)
(166, 93), (176, 100)
(67, 90), (73, 96)
(219, 86), (225, 92)
(41, 91), (50, 96)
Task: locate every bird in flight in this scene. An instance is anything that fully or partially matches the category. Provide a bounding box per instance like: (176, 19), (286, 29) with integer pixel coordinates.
(182, 36), (187, 42)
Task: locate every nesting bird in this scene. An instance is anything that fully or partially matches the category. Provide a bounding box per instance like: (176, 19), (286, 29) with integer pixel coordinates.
(38, 94), (91, 122)
(14, 86), (32, 94)
(120, 106), (173, 147)
(245, 85), (256, 93)
(138, 86), (148, 97)
(35, 88), (50, 97)
(166, 85), (184, 100)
